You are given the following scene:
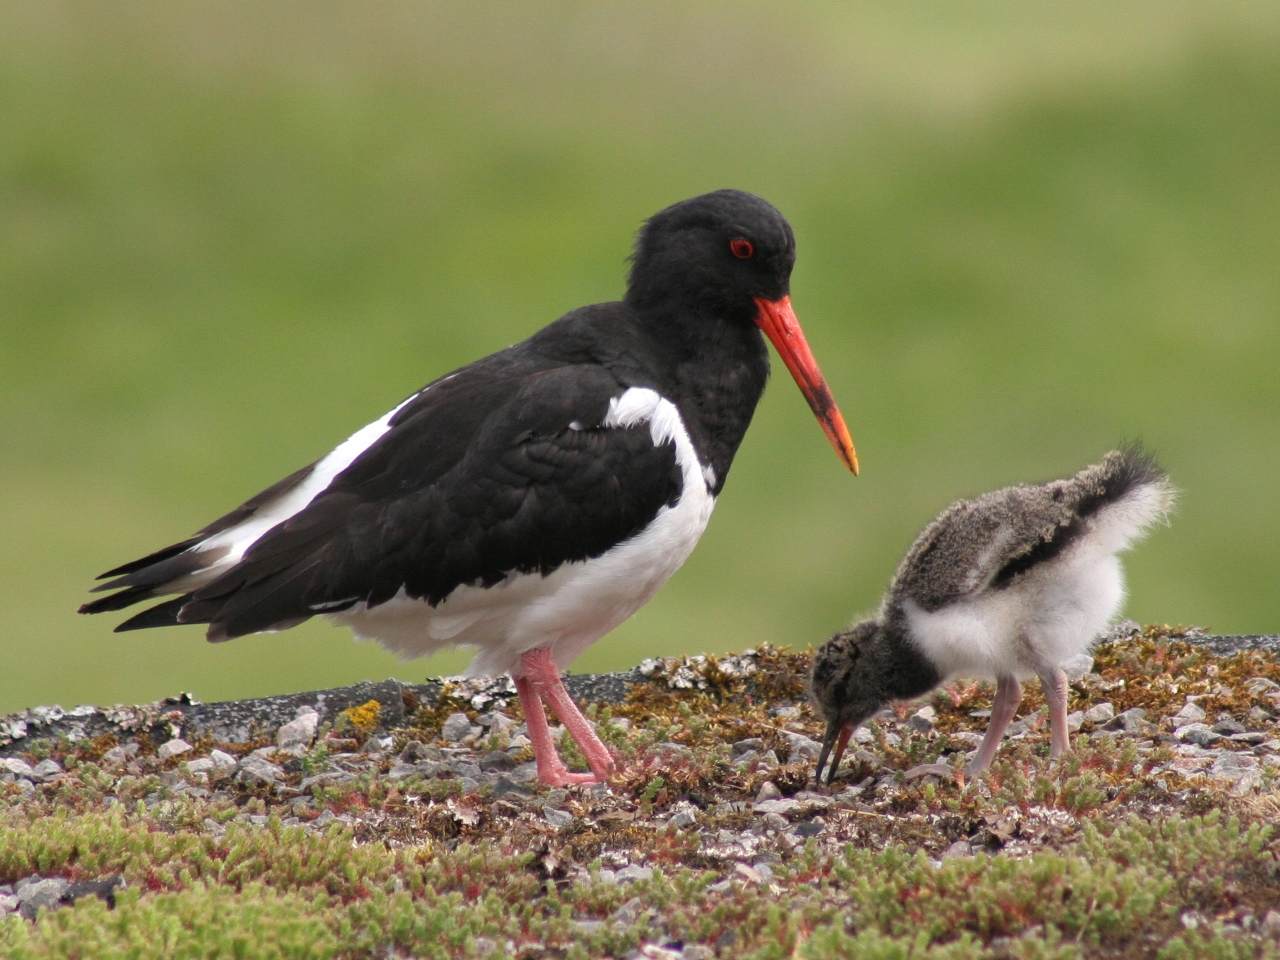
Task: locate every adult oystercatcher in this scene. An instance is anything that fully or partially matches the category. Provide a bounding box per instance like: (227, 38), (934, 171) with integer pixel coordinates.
(810, 447), (1173, 782)
(81, 189), (858, 786)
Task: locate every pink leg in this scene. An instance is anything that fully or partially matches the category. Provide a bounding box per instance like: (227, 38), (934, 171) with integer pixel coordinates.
(966, 675), (1023, 775)
(521, 647), (615, 782)
(514, 674), (594, 786)
(1039, 667), (1070, 760)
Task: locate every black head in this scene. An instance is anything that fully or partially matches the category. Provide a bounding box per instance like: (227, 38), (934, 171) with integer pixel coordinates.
(809, 620), (893, 783)
(625, 189), (796, 322)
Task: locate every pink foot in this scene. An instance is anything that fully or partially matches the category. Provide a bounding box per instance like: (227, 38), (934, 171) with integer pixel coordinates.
(514, 648), (617, 785)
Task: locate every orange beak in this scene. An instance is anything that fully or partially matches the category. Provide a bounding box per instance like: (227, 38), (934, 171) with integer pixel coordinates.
(753, 296), (859, 475)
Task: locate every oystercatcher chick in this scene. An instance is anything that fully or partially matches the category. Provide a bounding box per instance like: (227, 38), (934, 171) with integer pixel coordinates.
(810, 447), (1173, 782)
(81, 189), (859, 787)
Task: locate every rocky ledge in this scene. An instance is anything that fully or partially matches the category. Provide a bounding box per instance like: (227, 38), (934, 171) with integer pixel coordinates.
(3, 623), (1280, 949)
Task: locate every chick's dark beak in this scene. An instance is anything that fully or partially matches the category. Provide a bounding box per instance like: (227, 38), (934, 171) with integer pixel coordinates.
(816, 718), (855, 785)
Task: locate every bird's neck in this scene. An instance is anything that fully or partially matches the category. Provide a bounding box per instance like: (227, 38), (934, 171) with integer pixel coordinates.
(875, 619), (943, 700)
(634, 301), (770, 494)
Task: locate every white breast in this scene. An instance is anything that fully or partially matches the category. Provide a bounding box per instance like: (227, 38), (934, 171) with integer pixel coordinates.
(330, 387), (716, 677)
(904, 545), (1124, 681)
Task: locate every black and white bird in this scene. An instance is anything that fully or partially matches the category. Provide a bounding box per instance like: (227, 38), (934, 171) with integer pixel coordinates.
(81, 189), (858, 787)
(810, 447), (1173, 782)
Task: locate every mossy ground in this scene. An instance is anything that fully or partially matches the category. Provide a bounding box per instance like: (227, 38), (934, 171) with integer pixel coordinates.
(3, 629), (1280, 958)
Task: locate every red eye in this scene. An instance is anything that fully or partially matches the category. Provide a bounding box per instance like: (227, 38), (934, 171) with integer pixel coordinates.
(730, 238), (754, 259)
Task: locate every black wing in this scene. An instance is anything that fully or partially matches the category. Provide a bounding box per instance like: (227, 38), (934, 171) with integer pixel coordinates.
(161, 358), (681, 640)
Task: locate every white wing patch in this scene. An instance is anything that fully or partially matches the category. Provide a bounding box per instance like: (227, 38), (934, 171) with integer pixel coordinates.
(181, 388), (430, 588)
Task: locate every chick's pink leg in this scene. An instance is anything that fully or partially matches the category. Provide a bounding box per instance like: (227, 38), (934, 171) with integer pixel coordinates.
(1040, 667), (1071, 759)
(967, 675), (1023, 775)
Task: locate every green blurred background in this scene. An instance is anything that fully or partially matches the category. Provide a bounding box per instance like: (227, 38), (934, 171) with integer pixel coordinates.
(2, 2), (1278, 714)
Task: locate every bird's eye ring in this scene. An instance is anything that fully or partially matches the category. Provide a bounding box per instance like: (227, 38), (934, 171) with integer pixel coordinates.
(730, 238), (754, 259)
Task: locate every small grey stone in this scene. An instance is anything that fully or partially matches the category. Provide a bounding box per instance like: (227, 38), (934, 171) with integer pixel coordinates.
(486, 713), (517, 736)
(276, 711), (320, 751)
(101, 744), (139, 765)
(1176, 723), (1222, 746)
(1066, 711), (1084, 732)
(208, 750), (238, 772)
(792, 821), (823, 838)
(771, 704), (801, 719)
(1210, 752), (1259, 775)
(755, 781), (781, 803)
(1105, 708), (1149, 734)
(479, 751), (517, 773)
(614, 864), (653, 883)
(1212, 718), (1247, 736)
(733, 750), (760, 768)
(156, 739), (192, 761)
(905, 706), (936, 731)
(754, 798), (800, 817)
(311, 810), (336, 828)
(668, 801), (698, 829)
(0, 893), (17, 915)
(1060, 653), (1094, 681)
(185, 758), (215, 775)
(1084, 702), (1115, 724)
(544, 787), (570, 806)
(510, 761), (539, 784)
(1263, 909), (1280, 938)
(236, 755), (283, 785)
(943, 840), (973, 859)
(783, 732), (822, 762)
(1172, 702), (1207, 725)
(16, 877), (69, 919)
(731, 738), (764, 756)
(471, 936), (499, 958)
(682, 945), (716, 960)
(1, 758), (34, 779)
(669, 810), (697, 829)
(386, 763), (419, 781)
(399, 741), (442, 763)
(440, 712), (473, 743)
(31, 758), (63, 780)
(543, 807), (574, 829)
(492, 776), (533, 800)
(762, 812), (789, 831)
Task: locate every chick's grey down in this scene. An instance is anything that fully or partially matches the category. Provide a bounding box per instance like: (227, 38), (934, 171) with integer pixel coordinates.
(811, 447), (1174, 781)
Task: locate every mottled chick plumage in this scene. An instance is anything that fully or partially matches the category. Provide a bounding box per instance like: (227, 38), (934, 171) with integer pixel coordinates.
(811, 446), (1174, 782)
